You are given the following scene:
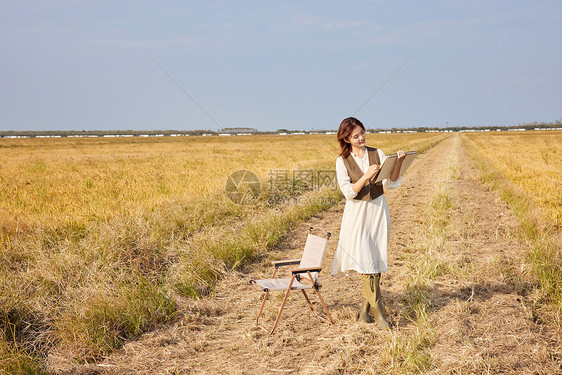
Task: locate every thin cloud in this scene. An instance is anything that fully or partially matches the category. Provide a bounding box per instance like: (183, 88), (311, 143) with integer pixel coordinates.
(325, 21), (370, 29)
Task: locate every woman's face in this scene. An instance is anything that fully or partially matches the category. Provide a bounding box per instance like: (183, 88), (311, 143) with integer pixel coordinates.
(347, 126), (366, 148)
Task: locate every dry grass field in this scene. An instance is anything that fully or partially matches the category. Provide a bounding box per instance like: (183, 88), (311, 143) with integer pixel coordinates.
(47, 132), (559, 374)
(464, 131), (561, 228)
(0, 132), (446, 374)
(463, 131), (562, 330)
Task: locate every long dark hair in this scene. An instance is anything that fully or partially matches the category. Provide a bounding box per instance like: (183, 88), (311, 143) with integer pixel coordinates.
(337, 117), (365, 158)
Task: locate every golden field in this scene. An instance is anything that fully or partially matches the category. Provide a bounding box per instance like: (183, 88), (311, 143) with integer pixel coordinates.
(0, 132), (446, 372)
(1, 133), (445, 237)
(463, 131), (561, 316)
(464, 131), (562, 227)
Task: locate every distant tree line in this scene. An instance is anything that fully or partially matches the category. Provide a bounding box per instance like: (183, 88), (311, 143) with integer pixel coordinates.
(0, 129), (213, 137)
(1, 119), (561, 138)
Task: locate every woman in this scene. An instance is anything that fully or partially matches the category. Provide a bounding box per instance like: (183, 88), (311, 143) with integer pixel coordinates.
(331, 117), (406, 328)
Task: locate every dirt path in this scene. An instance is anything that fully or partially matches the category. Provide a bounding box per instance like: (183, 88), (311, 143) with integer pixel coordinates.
(58, 134), (560, 374)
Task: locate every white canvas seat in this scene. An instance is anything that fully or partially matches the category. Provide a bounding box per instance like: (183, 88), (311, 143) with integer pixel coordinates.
(252, 278), (313, 291)
(250, 227), (334, 333)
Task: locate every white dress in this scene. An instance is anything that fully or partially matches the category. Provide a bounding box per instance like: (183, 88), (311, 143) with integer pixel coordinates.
(330, 148), (402, 275)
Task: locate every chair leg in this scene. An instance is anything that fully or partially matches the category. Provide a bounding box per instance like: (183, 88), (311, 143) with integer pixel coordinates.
(256, 290), (270, 325)
(303, 289), (333, 325)
(271, 277), (295, 334)
(301, 290), (315, 313)
(315, 290), (334, 324)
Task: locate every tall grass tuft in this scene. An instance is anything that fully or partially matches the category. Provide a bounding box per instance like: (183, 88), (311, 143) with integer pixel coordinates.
(55, 276), (175, 361)
(0, 341), (45, 375)
(0, 287), (47, 374)
(386, 311), (435, 373)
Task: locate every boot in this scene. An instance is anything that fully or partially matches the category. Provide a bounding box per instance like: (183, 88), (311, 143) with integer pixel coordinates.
(358, 297), (372, 323)
(362, 274), (391, 329)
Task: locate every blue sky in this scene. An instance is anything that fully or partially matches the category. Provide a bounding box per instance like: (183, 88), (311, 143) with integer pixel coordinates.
(1, 1), (560, 131)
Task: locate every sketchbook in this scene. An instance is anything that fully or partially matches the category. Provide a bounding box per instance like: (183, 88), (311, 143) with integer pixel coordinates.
(373, 151), (418, 183)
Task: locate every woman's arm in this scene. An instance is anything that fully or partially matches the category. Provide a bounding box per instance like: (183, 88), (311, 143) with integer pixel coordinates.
(389, 150), (407, 182)
(336, 157), (359, 200)
(336, 157), (383, 199)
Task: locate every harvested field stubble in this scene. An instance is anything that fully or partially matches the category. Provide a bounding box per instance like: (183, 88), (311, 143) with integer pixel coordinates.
(463, 132), (562, 316)
(463, 131), (561, 227)
(0, 133), (446, 372)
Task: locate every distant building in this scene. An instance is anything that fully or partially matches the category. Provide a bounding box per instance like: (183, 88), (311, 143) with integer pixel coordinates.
(220, 127), (258, 134)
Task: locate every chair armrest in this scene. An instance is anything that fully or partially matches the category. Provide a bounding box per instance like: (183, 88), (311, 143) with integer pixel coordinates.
(272, 259), (301, 269)
(290, 267), (322, 274)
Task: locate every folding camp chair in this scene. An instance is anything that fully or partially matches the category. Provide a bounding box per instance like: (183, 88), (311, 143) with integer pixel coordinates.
(249, 227), (334, 333)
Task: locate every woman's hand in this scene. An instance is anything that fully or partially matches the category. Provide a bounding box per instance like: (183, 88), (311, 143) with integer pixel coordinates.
(352, 164), (380, 192)
(364, 164), (381, 180)
(396, 150), (406, 162)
